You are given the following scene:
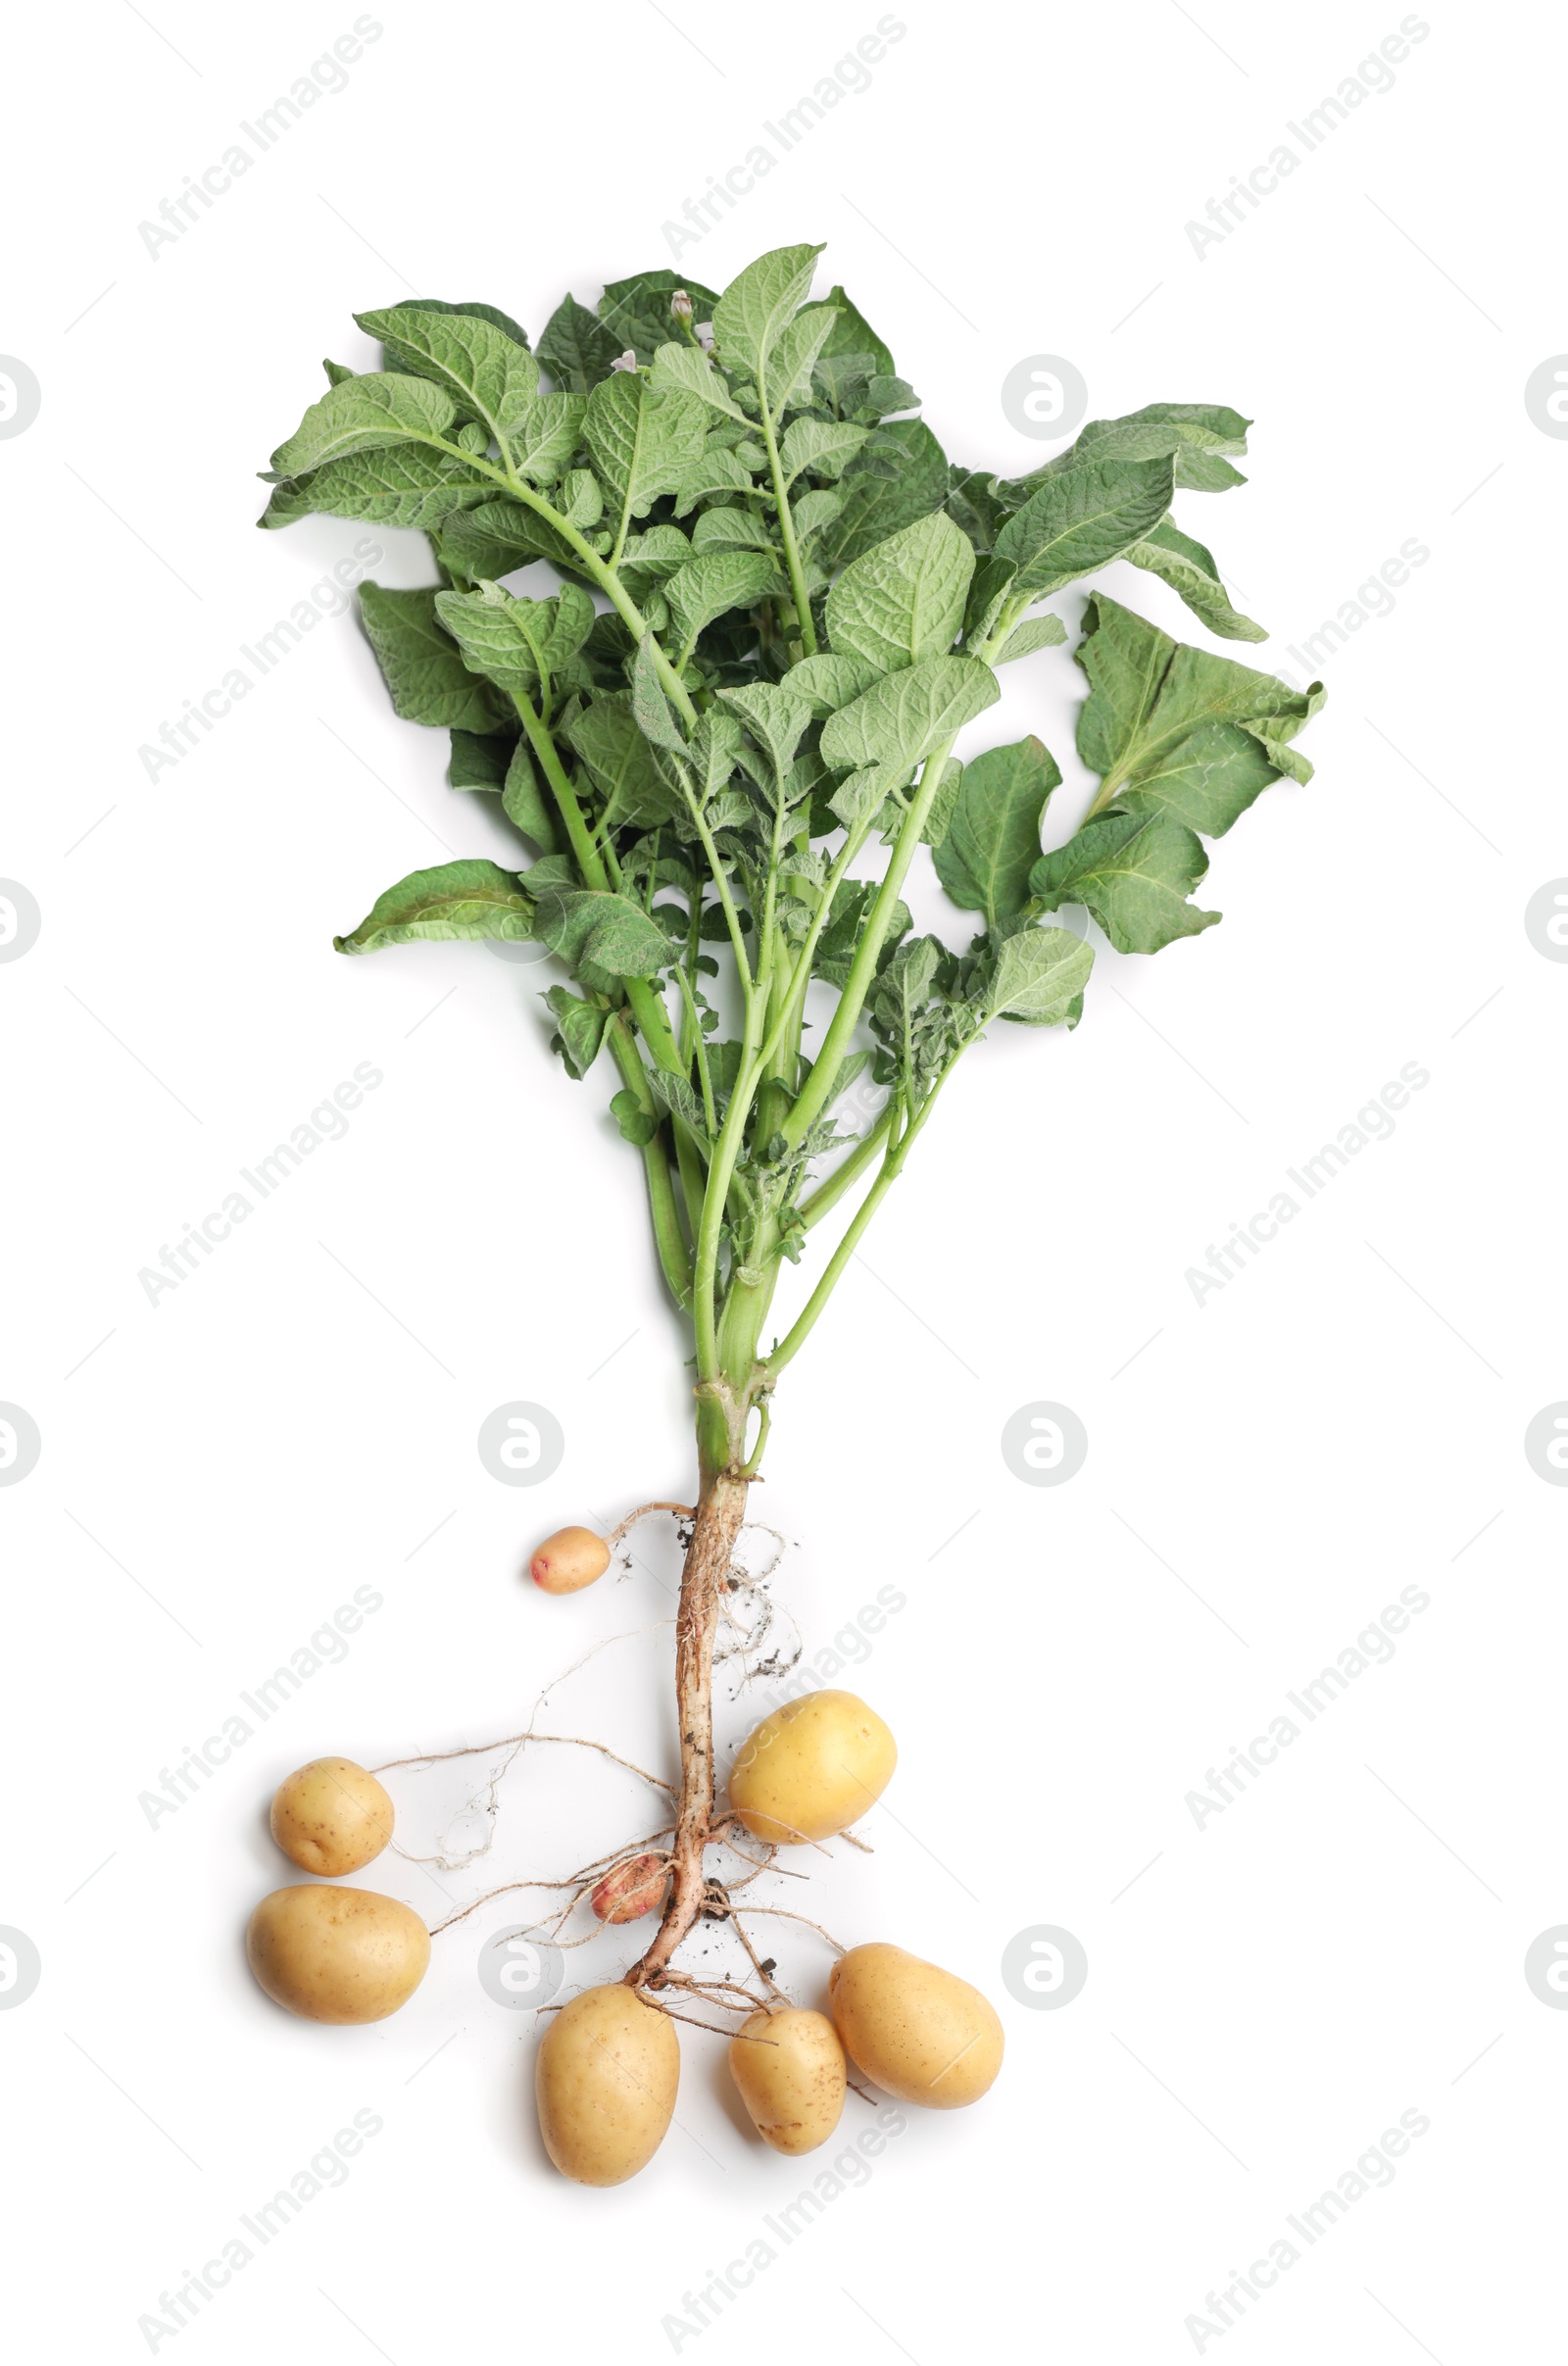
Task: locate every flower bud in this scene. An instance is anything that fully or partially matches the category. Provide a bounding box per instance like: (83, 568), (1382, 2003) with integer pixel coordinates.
(590, 1854), (668, 1923)
(610, 348), (638, 373)
(670, 289), (694, 321)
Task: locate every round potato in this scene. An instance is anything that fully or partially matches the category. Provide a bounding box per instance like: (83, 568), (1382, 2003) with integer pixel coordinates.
(829, 1943), (1004, 2109)
(246, 1886), (429, 2025)
(729, 2006), (846, 2155)
(536, 1985), (680, 2185)
(728, 1690), (896, 1845)
(530, 1526), (612, 1595)
(270, 1756), (394, 1877)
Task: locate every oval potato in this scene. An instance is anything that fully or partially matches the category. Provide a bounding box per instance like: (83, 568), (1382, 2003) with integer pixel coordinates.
(530, 1526), (612, 1595)
(829, 1943), (1004, 2109)
(729, 2006), (846, 2155)
(246, 1886), (429, 2025)
(536, 1985), (680, 2186)
(728, 1690), (897, 1845)
(270, 1757), (394, 1877)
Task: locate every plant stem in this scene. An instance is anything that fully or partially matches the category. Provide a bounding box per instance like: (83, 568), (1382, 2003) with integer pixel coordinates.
(608, 1019), (692, 1306)
(758, 405), (817, 656)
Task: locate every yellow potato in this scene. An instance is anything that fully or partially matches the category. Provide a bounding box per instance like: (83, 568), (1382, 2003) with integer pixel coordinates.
(729, 2006), (846, 2155)
(829, 1943), (1004, 2109)
(246, 1885), (429, 2025)
(728, 1689), (896, 1844)
(536, 1985), (680, 2186)
(530, 1526), (612, 1595)
(270, 1756), (394, 1877)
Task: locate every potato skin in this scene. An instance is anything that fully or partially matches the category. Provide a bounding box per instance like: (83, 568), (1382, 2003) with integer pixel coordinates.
(530, 1526), (612, 1595)
(246, 1886), (429, 2025)
(728, 1690), (897, 1844)
(536, 1986), (680, 2186)
(729, 2006), (846, 2155)
(270, 1757), (394, 1877)
(829, 1944), (1004, 2109)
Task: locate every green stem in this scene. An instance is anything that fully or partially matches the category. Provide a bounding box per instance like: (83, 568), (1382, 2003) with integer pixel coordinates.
(609, 1017), (692, 1306)
(758, 406), (817, 656)
(798, 1104), (896, 1228)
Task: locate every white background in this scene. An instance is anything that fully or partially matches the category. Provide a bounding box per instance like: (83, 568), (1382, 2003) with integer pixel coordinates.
(3, 1), (1563, 2358)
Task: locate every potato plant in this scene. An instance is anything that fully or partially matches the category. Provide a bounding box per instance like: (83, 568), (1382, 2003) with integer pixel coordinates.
(249, 244), (1323, 2179)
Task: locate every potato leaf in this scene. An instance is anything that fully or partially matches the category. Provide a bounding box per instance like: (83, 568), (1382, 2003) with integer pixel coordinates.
(993, 454), (1175, 599)
(1076, 592), (1325, 836)
(934, 736), (1061, 927)
(534, 888), (676, 977)
(334, 860), (534, 953)
(1030, 811), (1218, 954)
(271, 372), (457, 476)
(585, 375), (709, 537)
(358, 585), (510, 731)
(820, 653), (998, 775)
(825, 509), (973, 673)
(356, 305), (541, 443)
(1124, 518), (1266, 642)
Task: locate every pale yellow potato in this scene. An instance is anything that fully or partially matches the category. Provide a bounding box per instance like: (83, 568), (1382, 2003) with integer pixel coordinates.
(536, 1986), (680, 2186)
(270, 1756), (394, 1877)
(246, 1886), (429, 2025)
(530, 1526), (612, 1595)
(729, 2006), (846, 2155)
(728, 1690), (897, 1844)
(829, 1944), (1004, 2109)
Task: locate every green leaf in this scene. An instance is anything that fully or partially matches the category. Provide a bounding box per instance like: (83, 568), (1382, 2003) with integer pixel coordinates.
(783, 651), (884, 716)
(502, 739), (558, 849)
(1076, 592), (1324, 836)
(448, 728), (515, 791)
(665, 550), (781, 649)
(766, 302), (841, 418)
(690, 709), (744, 801)
(818, 284), (895, 376)
(691, 509), (775, 556)
(921, 757), (963, 848)
(649, 340), (749, 421)
(979, 925), (1095, 1025)
(995, 613), (1067, 663)
(598, 271), (720, 366)
(813, 419), (950, 567)
(538, 292), (622, 393)
(815, 880), (911, 987)
(871, 933), (944, 1037)
(630, 634), (688, 755)
(618, 524), (695, 589)
(779, 417), (871, 486)
(271, 373), (457, 475)
(501, 392), (587, 484)
(565, 693), (681, 830)
(934, 736), (1061, 927)
(645, 1064), (709, 1134)
(358, 584), (510, 730)
(545, 986), (610, 1079)
(825, 509), (974, 673)
(437, 496), (575, 577)
(334, 860), (534, 953)
(820, 653), (999, 774)
(993, 455), (1175, 598)
(434, 581), (592, 700)
(1030, 811), (1218, 954)
(387, 297), (531, 351)
(829, 764), (904, 833)
(1067, 402), (1250, 492)
(355, 306), (541, 444)
(260, 442), (493, 531)
(534, 888), (674, 976)
(584, 374), (709, 537)
(717, 682), (814, 783)
(711, 243), (824, 400)
(791, 488), (846, 545)
(1124, 518), (1266, 642)
(610, 1086), (658, 1146)
(671, 441), (759, 515)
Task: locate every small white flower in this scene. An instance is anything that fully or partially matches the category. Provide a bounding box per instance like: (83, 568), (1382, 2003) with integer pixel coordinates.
(610, 349), (638, 372)
(695, 321), (715, 353)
